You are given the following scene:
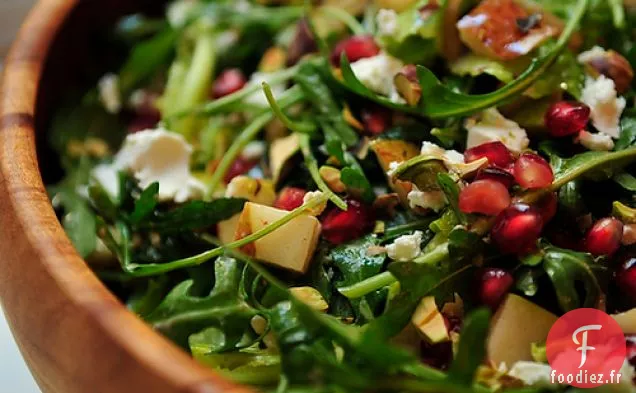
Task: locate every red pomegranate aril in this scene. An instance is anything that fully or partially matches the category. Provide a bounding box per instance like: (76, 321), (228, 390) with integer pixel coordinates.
(545, 101), (591, 137)
(212, 68), (247, 99)
(513, 153), (554, 189)
(274, 187), (307, 211)
(223, 157), (258, 184)
(474, 166), (516, 189)
(321, 199), (374, 244)
(583, 217), (624, 256)
(616, 256), (636, 305)
(491, 204), (544, 255)
(536, 192), (558, 224)
(477, 268), (514, 310)
(128, 112), (161, 133)
(464, 141), (514, 168)
(459, 179), (511, 216)
(361, 107), (392, 135)
(330, 35), (380, 66)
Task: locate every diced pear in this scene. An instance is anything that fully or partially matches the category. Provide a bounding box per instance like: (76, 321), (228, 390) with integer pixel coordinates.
(412, 296), (450, 344)
(612, 309), (636, 333)
(235, 202), (321, 273)
(218, 214), (241, 245)
(370, 139), (420, 204)
(487, 295), (557, 367)
(270, 134), (300, 184)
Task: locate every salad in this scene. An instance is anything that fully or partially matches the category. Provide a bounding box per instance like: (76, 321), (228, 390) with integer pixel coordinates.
(48, 0), (636, 392)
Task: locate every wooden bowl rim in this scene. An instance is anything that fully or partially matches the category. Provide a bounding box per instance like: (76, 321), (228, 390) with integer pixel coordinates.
(0, 1), (254, 392)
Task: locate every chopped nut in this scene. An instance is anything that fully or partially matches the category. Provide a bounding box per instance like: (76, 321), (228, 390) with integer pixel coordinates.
(394, 65), (421, 106)
(319, 166), (346, 193)
(84, 138), (110, 158)
(580, 48), (634, 94)
(302, 191), (328, 216)
(343, 105), (364, 131)
(373, 193), (401, 217)
(259, 47), (287, 73)
(251, 315), (278, 349)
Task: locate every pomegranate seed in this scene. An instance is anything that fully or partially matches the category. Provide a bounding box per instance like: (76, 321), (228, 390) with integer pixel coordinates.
(474, 166), (516, 189)
(616, 256), (636, 305)
(128, 112), (160, 133)
(211, 69), (247, 99)
(583, 217), (624, 256)
(459, 179), (511, 216)
(491, 204), (544, 255)
(330, 35), (380, 66)
(361, 106), (392, 135)
(477, 268), (514, 310)
(513, 153), (554, 189)
(536, 192), (558, 224)
(545, 101), (591, 137)
(223, 157), (258, 184)
(274, 187), (307, 211)
(464, 141), (514, 168)
(321, 199), (374, 244)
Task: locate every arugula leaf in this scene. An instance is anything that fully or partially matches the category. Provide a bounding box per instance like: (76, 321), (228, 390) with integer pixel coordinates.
(446, 309), (490, 386)
(516, 267), (541, 297)
(136, 198), (246, 233)
(615, 116), (636, 151)
(437, 173), (467, 225)
(118, 27), (179, 96)
(448, 227), (483, 262)
(339, 0), (589, 119)
(129, 182), (159, 224)
(294, 61), (358, 147)
(329, 235), (387, 321)
(145, 257), (257, 348)
(550, 147), (636, 190)
(542, 245), (604, 312)
(58, 189), (97, 258)
(614, 172), (636, 191)
(340, 154), (375, 203)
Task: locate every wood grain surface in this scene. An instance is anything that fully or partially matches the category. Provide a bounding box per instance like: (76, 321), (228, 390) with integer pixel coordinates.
(0, 1), (255, 392)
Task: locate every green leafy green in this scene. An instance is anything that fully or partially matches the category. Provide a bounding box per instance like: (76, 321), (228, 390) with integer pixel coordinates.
(615, 116), (636, 151)
(136, 198), (246, 233)
(57, 189), (97, 258)
(129, 182), (159, 224)
(437, 173), (467, 225)
(614, 172), (636, 191)
(145, 257), (258, 348)
(446, 309), (490, 386)
(550, 147), (636, 190)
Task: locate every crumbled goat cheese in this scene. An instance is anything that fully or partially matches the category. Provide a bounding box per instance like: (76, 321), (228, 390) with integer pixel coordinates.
(576, 130), (615, 151)
(577, 45), (607, 64)
(92, 128), (205, 203)
(387, 161), (402, 177)
(407, 186), (447, 212)
(581, 75), (626, 139)
(623, 224), (636, 246)
(242, 141), (266, 160)
(350, 53), (404, 101)
(167, 0), (198, 28)
(92, 163), (120, 200)
(465, 108), (530, 153)
(245, 72), (286, 107)
(376, 9), (398, 36)
(98, 73), (122, 114)
(303, 191), (327, 216)
(420, 141), (465, 166)
(508, 361), (556, 388)
(386, 231), (423, 261)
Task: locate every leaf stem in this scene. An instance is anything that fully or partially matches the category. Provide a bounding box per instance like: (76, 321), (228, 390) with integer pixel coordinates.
(206, 85), (305, 198)
(338, 243), (450, 299)
(299, 134), (348, 210)
(118, 193), (330, 277)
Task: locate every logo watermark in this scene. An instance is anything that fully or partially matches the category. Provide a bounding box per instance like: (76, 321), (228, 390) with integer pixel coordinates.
(546, 309), (626, 388)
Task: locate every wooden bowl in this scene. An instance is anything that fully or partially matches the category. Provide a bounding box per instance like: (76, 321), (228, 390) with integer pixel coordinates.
(0, 1), (254, 392)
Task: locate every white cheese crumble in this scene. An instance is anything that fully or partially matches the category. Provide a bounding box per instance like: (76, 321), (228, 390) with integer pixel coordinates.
(98, 73), (122, 114)
(376, 9), (398, 36)
(507, 361), (557, 389)
(576, 130), (615, 151)
(465, 108), (530, 153)
(245, 72), (286, 107)
(577, 45), (607, 64)
(387, 161), (402, 177)
(350, 53), (404, 103)
(242, 141), (266, 161)
(386, 231), (423, 261)
(623, 224), (636, 246)
(420, 141), (465, 166)
(92, 128), (205, 203)
(581, 75), (626, 139)
(407, 186), (447, 212)
(303, 190), (327, 216)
